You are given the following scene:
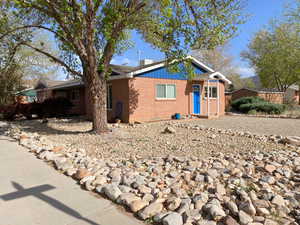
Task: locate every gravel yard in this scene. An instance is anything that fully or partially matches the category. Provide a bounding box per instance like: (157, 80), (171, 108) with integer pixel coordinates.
(190, 116), (300, 137)
(6, 118), (300, 225)
(12, 116), (297, 161)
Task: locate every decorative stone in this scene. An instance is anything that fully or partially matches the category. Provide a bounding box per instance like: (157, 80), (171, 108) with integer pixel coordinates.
(203, 200), (226, 221)
(264, 164), (276, 173)
(239, 200), (256, 216)
(102, 184), (122, 201)
(138, 202), (163, 220)
(271, 195), (285, 207)
(93, 175), (107, 186)
(166, 197), (181, 211)
(226, 201), (239, 216)
(164, 127), (176, 134)
(129, 199), (148, 212)
(52, 146), (64, 153)
(222, 216), (239, 225)
(162, 212), (183, 225)
(239, 210), (253, 225)
(74, 168), (91, 180)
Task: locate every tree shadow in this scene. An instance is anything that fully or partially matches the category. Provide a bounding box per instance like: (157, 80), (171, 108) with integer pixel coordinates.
(128, 81), (139, 116)
(0, 181), (101, 225)
(13, 118), (93, 136)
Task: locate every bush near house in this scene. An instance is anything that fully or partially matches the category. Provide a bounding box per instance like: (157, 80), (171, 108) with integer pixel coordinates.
(2, 97), (73, 120)
(231, 96), (265, 111)
(231, 96), (286, 114)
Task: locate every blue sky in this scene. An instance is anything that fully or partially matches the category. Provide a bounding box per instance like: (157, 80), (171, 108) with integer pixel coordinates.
(112, 0), (292, 77)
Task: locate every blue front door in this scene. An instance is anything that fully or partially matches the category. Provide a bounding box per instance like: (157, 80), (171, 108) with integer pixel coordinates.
(193, 85), (201, 114)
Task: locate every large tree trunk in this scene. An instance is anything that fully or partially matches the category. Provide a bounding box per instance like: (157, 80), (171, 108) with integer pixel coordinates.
(84, 64), (109, 134)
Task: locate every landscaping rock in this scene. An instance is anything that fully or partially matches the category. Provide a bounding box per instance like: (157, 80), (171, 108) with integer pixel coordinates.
(74, 168), (91, 180)
(239, 210), (253, 225)
(164, 127), (176, 134)
(162, 212), (183, 225)
(129, 200), (148, 212)
(102, 184), (122, 201)
(138, 202), (163, 220)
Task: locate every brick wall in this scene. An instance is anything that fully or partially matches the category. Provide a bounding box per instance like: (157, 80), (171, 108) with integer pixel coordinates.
(127, 77), (225, 123)
(232, 89), (258, 101)
(258, 92), (284, 104)
(225, 93), (232, 111)
(107, 79), (130, 122)
(85, 79), (130, 122)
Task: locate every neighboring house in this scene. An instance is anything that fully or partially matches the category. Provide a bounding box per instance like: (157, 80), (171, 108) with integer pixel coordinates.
(246, 76), (300, 104)
(284, 84), (300, 104)
(230, 88), (285, 104)
(226, 86), (300, 107)
(35, 56), (231, 123)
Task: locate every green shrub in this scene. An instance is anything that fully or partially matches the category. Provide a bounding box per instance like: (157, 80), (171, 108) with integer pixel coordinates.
(231, 96), (265, 110)
(248, 109), (257, 115)
(239, 102), (286, 114)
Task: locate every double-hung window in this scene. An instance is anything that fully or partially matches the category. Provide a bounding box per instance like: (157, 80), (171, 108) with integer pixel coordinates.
(107, 85), (112, 110)
(204, 86), (218, 98)
(156, 84), (176, 99)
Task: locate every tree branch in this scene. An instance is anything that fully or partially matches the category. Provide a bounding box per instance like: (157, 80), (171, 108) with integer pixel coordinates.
(22, 43), (82, 77)
(0, 25), (68, 43)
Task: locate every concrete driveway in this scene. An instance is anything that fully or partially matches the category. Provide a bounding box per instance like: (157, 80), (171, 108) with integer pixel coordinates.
(0, 126), (143, 225)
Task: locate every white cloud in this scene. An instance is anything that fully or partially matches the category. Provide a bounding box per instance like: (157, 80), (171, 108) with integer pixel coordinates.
(237, 66), (256, 77)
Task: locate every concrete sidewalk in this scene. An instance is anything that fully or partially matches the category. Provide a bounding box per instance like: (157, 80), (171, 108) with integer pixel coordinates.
(0, 134), (144, 225)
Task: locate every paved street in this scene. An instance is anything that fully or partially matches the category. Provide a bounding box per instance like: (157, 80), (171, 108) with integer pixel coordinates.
(0, 128), (143, 225)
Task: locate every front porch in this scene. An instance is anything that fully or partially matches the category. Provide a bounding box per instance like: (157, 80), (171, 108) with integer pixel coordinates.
(189, 78), (225, 119)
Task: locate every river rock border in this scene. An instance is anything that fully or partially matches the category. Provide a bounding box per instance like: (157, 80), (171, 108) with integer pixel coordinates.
(4, 123), (300, 225)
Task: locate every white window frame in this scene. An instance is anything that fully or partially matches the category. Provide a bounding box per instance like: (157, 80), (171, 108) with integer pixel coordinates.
(156, 84), (176, 100)
(204, 86), (218, 99)
(107, 84), (112, 110)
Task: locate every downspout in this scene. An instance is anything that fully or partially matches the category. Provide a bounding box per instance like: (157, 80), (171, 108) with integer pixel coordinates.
(207, 80), (210, 117)
(217, 80), (220, 116)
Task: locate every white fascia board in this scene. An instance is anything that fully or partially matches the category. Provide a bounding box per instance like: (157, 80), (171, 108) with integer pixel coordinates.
(209, 72), (232, 84)
(108, 74), (133, 80)
(186, 56), (215, 72)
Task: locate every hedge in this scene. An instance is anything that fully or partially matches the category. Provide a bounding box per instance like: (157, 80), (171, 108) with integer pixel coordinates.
(231, 96), (265, 111)
(231, 96), (286, 114)
(239, 102), (286, 114)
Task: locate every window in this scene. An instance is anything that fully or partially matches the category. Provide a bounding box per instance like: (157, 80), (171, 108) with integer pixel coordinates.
(204, 86), (218, 98)
(70, 90), (80, 100)
(107, 85), (112, 109)
(156, 84), (176, 99)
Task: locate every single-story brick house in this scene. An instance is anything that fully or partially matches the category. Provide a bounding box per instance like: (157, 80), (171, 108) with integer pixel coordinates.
(35, 56), (231, 123)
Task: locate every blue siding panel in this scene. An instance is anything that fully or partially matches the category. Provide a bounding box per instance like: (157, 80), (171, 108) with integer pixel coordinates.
(137, 63), (207, 80)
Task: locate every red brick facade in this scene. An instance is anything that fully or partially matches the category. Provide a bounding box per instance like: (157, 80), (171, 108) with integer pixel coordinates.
(126, 77), (225, 122)
(37, 78), (226, 123)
